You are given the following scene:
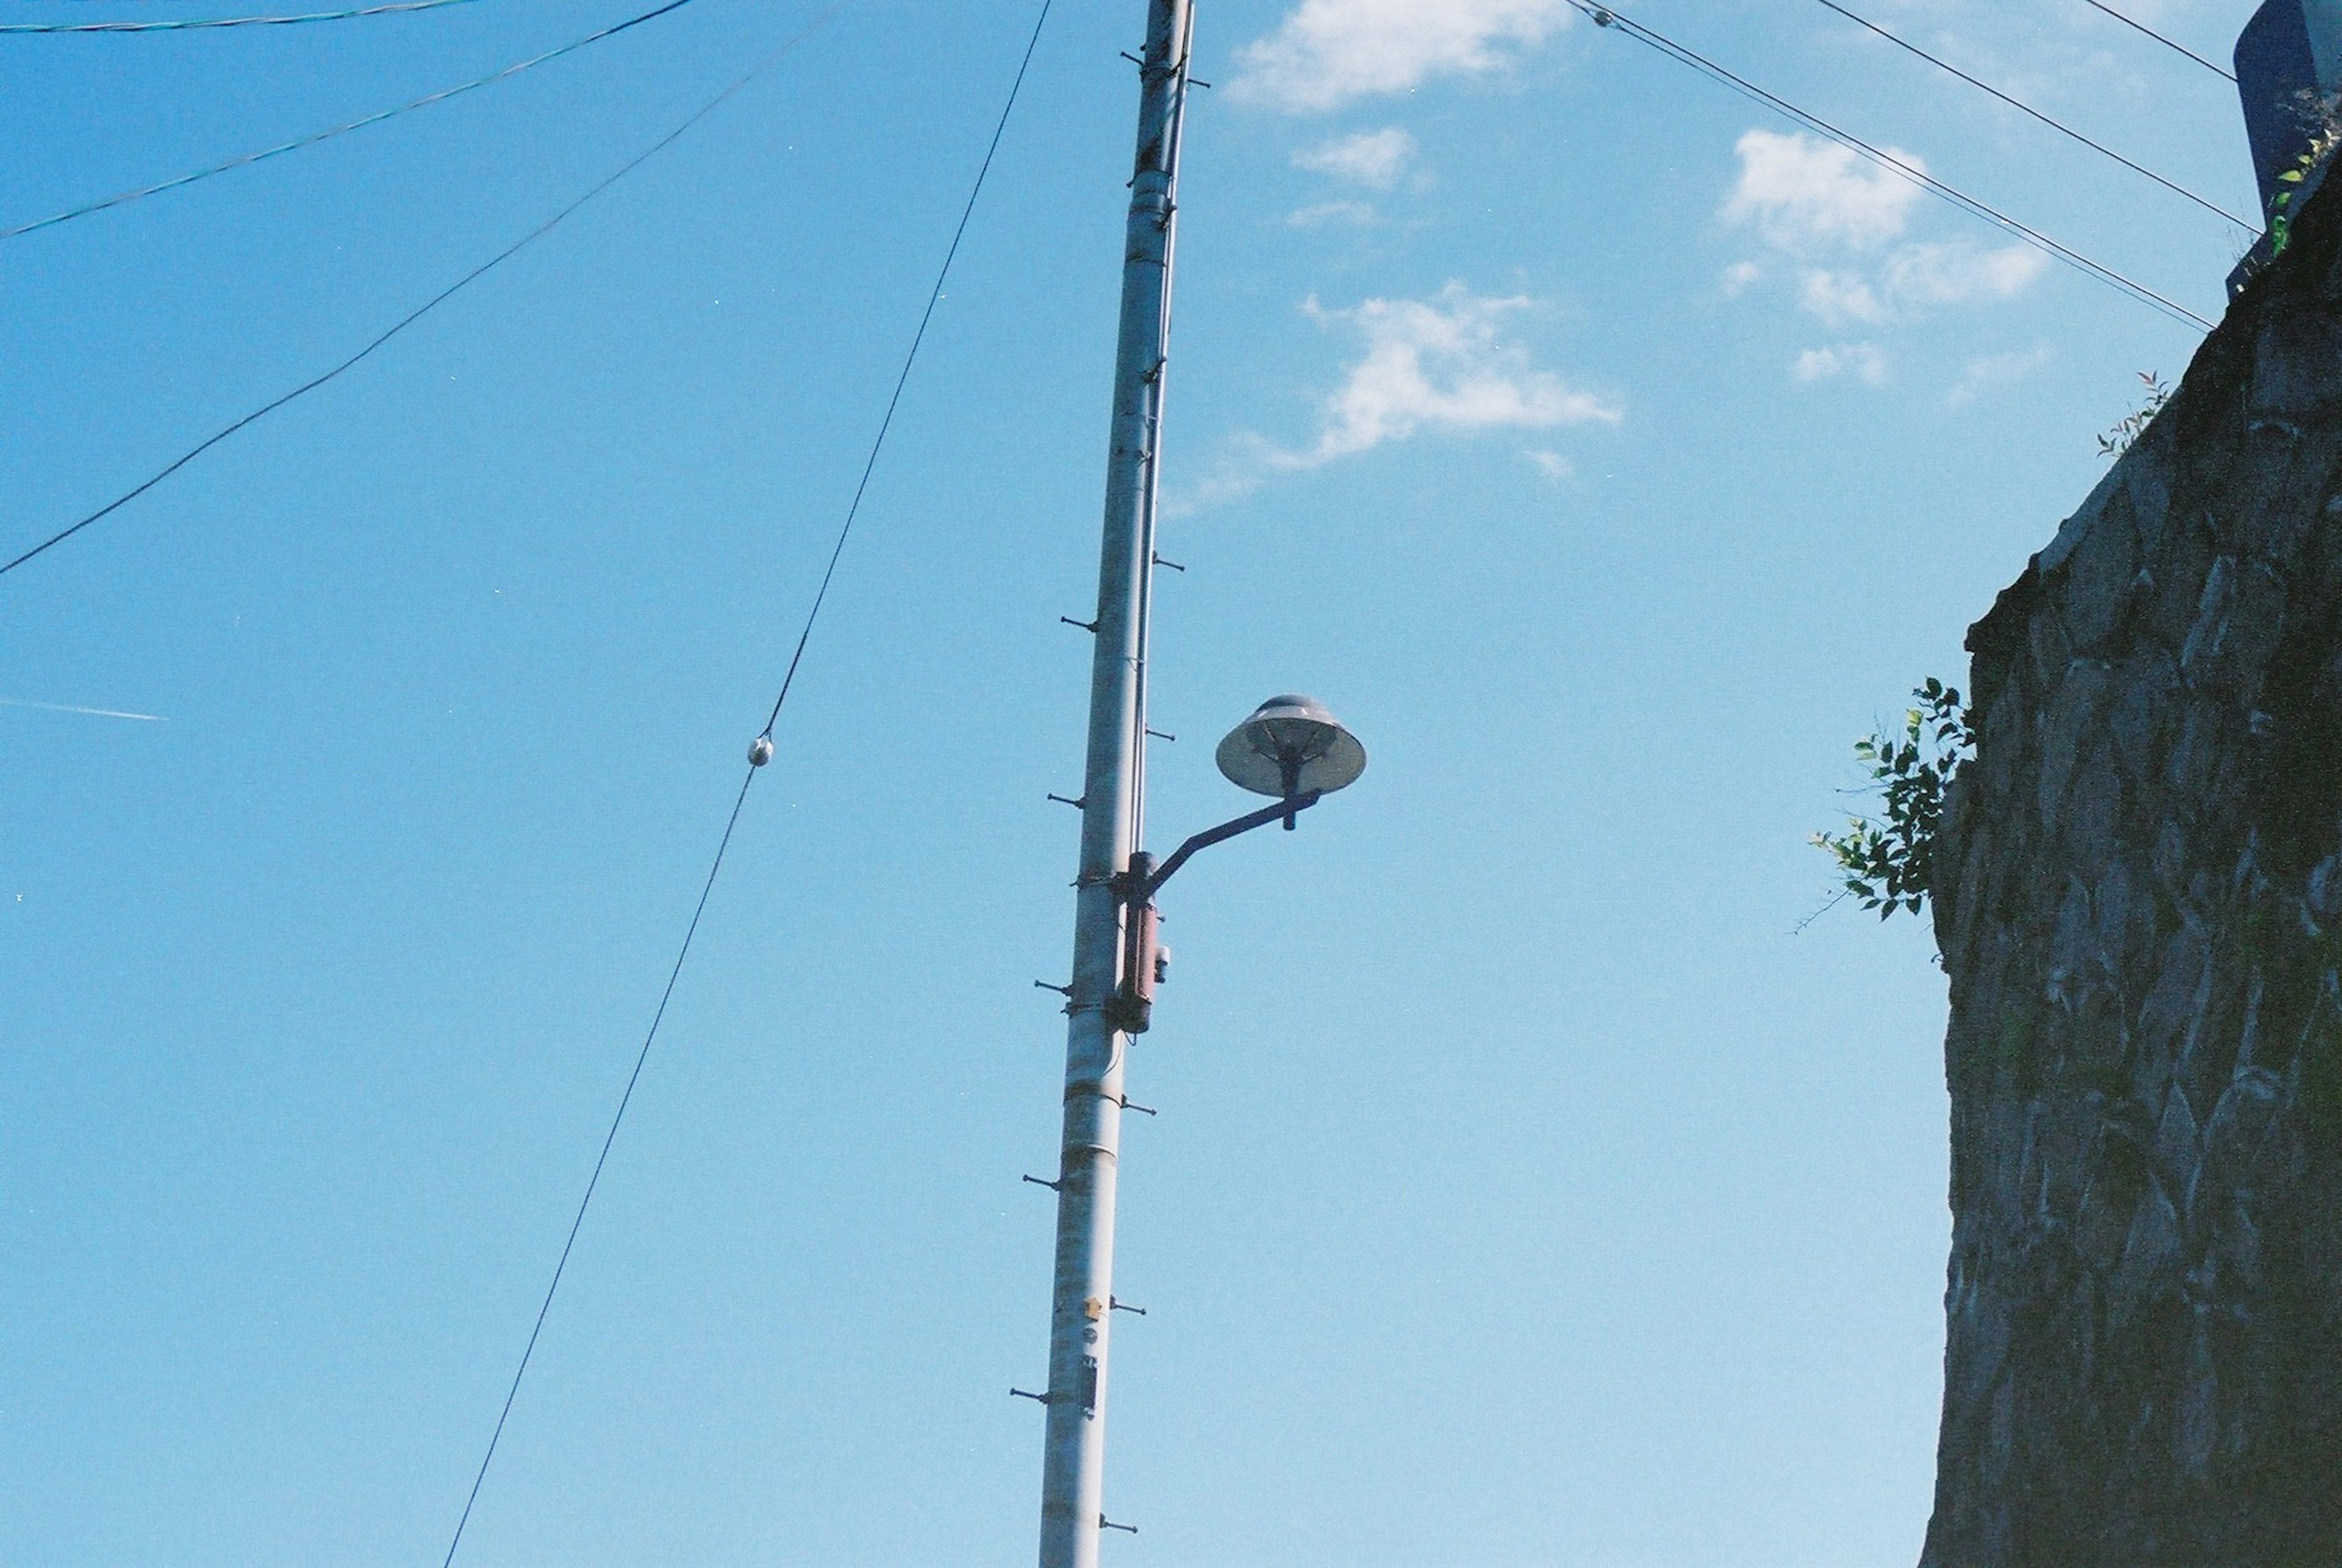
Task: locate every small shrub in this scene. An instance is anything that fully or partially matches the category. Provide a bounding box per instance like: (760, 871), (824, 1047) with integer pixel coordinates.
(1812, 678), (1975, 920)
(2098, 371), (2169, 459)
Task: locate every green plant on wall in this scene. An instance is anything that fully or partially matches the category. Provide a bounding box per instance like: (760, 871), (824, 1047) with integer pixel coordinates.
(2271, 138), (2336, 255)
(1813, 678), (1975, 919)
(2098, 371), (2169, 459)
(2269, 92), (2342, 256)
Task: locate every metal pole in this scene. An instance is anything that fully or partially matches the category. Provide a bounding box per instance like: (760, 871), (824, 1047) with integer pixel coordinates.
(1038, 2), (1192, 1564)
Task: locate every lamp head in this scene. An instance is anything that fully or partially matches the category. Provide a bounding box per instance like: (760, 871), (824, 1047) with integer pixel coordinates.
(1215, 694), (1367, 799)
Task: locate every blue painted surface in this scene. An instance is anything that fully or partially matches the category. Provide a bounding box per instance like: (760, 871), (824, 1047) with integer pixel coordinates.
(2238, 0), (2342, 217)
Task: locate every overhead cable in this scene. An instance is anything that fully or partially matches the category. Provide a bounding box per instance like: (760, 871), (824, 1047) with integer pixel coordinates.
(435, 2), (1055, 1563)
(1571, 2), (2216, 332)
(431, 772), (750, 1568)
(2082, 0), (2235, 83)
(1, 0), (700, 243)
(0, 6), (837, 581)
(752, 1), (1055, 737)
(0, 0), (481, 34)
(1813, 0), (2253, 231)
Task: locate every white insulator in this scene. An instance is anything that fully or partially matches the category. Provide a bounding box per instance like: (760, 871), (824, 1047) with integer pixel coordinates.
(748, 736), (774, 767)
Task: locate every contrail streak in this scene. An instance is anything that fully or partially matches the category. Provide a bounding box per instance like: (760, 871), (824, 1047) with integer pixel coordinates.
(0, 696), (166, 721)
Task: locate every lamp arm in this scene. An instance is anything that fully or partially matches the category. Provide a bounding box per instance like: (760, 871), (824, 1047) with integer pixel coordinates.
(1133, 790), (1323, 901)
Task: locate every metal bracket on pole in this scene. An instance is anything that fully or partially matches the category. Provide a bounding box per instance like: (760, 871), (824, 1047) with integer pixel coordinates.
(1118, 1097), (1156, 1117)
(1125, 790), (1324, 904)
(1035, 979), (1074, 997)
(1100, 1516), (1139, 1536)
(1023, 1174), (1063, 1192)
(1145, 728), (1175, 742)
(1061, 616), (1099, 633)
(1151, 552), (1184, 571)
(1047, 793), (1087, 809)
(1100, 790), (1327, 1036)
(1012, 1388), (1056, 1405)
(1109, 1297), (1147, 1316)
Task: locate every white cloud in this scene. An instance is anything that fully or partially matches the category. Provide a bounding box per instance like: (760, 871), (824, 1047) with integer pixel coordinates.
(1294, 127), (1417, 187)
(1282, 284), (1619, 465)
(1231, 0), (1570, 112)
(1884, 240), (2049, 306)
(1287, 199), (1379, 227)
(1721, 129), (2047, 375)
(1947, 345), (2052, 407)
(1793, 342), (1888, 384)
(1788, 245), (2041, 328)
(1178, 284), (1616, 509)
(1723, 129), (1922, 252)
(1797, 268), (1889, 328)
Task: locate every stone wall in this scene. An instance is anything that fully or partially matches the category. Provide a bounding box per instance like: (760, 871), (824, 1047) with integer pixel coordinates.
(1920, 183), (2342, 1566)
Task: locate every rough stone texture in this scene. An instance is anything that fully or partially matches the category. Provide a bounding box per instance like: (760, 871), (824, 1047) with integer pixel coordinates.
(1920, 182), (2342, 1567)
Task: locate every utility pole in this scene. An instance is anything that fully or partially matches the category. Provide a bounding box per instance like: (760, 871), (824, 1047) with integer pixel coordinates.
(1036, 2), (1194, 1563)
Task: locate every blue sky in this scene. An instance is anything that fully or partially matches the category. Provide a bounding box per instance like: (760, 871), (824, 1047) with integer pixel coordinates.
(0, 1), (2254, 1564)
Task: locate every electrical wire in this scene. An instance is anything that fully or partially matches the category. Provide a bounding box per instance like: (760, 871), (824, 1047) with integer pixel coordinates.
(753, 2), (1054, 740)
(435, 768), (756, 1568)
(0, 0), (481, 34)
(0, 6), (836, 581)
(2082, 0), (2235, 83)
(1571, 2), (2217, 332)
(1, 0), (700, 242)
(436, 4), (1055, 1562)
(1811, 0), (2253, 231)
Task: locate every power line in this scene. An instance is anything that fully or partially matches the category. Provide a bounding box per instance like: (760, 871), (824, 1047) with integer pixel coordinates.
(2083, 0), (2235, 83)
(0, 5), (836, 581)
(0, 0), (481, 34)
(435, 2), (1055, 1563)
(754, 0), (1053, 738)
(1572, 2), (2216, 332)
(1811, 0), (2253, 232)
(1, 0), (701, 243)
(415, 10), (859, 1563)
(434, 769), (751, 1568)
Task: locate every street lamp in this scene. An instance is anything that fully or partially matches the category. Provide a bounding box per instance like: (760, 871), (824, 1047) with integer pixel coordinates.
(1214, 693), (1369, 826)
(1106, 695), (1366, 1036)
(1026, 683), (1365, 1568)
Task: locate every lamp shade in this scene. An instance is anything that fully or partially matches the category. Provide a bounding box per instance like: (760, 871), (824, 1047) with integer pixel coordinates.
(1214, 694), (1367, 798)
